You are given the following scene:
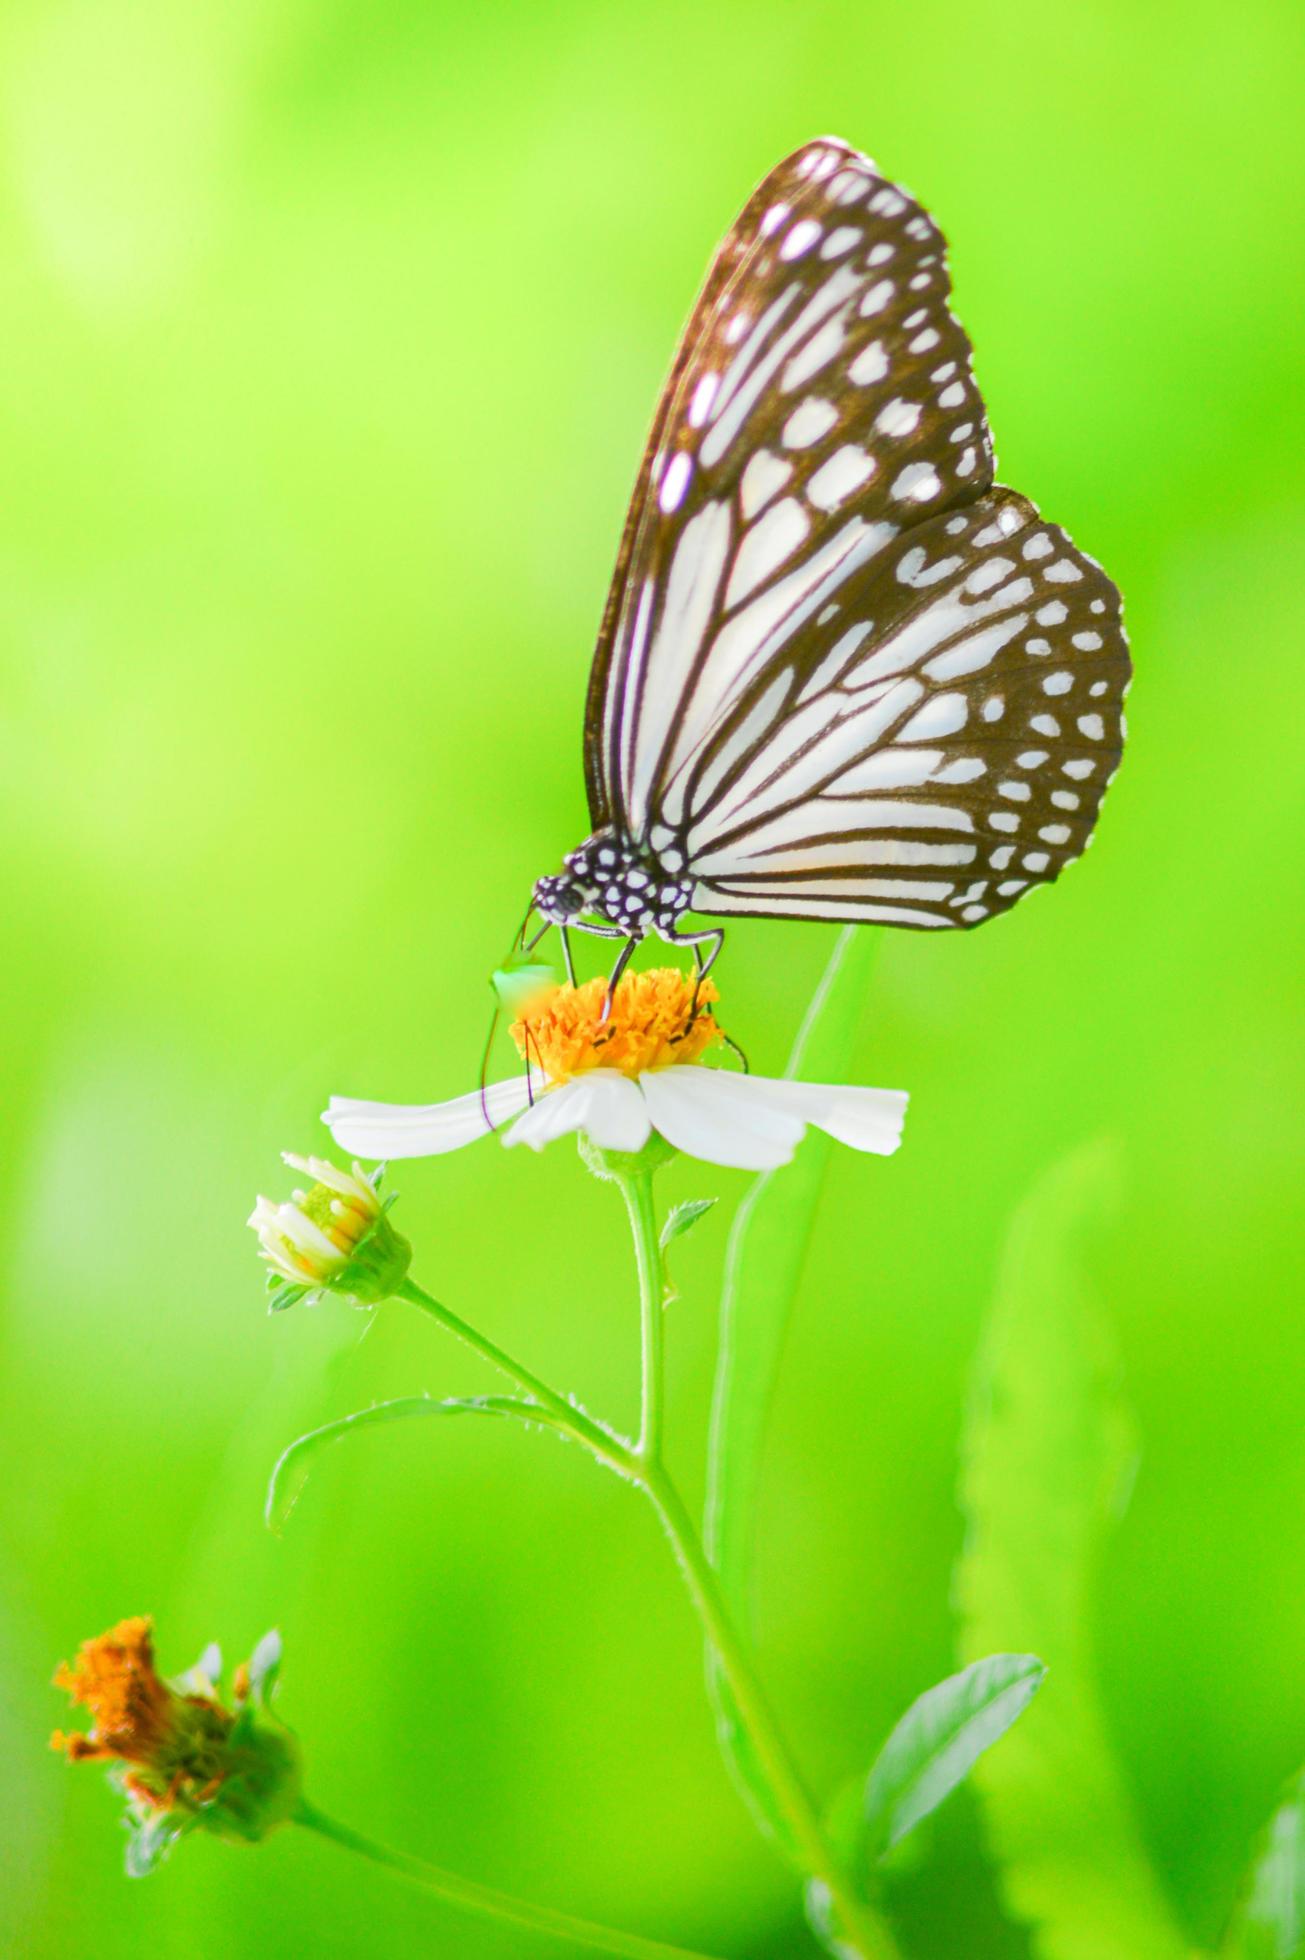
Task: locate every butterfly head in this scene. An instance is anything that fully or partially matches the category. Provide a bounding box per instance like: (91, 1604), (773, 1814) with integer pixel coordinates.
(531, 869), (594, 926)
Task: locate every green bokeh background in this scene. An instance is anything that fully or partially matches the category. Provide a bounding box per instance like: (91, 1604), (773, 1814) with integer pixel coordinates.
(3, 2), (1301, 1954)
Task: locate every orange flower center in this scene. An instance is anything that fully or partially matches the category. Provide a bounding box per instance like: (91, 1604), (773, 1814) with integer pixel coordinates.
(51, 1615), (235, 1809)
(510, 969), (723, 1083)
(51, 1617), (173, 1768)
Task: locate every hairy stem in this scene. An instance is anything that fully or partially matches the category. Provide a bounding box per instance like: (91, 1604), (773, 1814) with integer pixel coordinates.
(614, 1173), (901, 1960)
(295, 1800), (724, 1960)
(621, 1169), (664, 1461)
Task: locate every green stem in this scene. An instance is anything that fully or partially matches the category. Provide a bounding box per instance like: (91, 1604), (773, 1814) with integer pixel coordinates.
(295, 1800), (723, 1960)
(395, 1209), (898, 1955)
(642, 1470), (899, 1960)
(621, 1170), (664, 1461)
(398, 1277), (634, 1475)
(615, 1174), (901, 1960)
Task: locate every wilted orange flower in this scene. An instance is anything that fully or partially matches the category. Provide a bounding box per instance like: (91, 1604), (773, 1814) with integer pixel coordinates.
(51, 1616), (233, 1811)
(51, 1616), (301, 1882)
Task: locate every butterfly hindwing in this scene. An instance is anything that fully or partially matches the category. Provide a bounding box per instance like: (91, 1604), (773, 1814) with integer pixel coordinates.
(682, 488), (1127, 928)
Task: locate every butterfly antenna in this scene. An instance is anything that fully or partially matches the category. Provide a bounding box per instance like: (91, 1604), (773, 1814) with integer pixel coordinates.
(481, 896), (539, 1132)
(521, 1018), (543, 1107)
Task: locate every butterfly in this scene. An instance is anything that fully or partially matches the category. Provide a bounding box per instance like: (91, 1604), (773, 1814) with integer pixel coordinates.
(528, 136), (1129, 996)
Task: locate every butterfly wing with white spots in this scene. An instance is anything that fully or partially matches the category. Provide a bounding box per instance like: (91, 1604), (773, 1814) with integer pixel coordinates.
(684, 486), (1126, 927)
(543, 136), (1127, 951)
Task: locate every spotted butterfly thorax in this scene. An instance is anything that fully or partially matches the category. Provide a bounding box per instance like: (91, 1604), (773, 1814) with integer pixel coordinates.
(528, 136), (1129, 987)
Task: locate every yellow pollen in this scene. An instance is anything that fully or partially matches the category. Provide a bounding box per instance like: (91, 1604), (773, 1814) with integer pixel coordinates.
(323, 1197), (370, 1254)
(511, 969), (724, 1083)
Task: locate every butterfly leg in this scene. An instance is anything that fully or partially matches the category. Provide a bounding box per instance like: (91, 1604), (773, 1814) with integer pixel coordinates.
(600, 935), (639, 1023)
(559, 924), (576, 987)
(660, 924), (725, 1023)
(557, 916), (629, 1019)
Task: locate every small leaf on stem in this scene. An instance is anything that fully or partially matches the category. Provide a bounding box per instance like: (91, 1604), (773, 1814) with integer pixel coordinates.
(660, 1199), (717, 1251)
(862, 1653), (1046, 1860)
(1222, 1768), (1305, 1960)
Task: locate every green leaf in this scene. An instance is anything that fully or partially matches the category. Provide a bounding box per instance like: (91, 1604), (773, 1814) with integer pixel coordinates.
(704, 925), (879, 1857)
(955, 1139), (1188, 1959)
(706, 926), (878, 1622)
(862, 1653), (1046, 1861)
(804, 1876), (862, 1960)
(1224, 1770), (1305, 1959)
(265, 1393), (562, 1531)
(659, 1197), (717, 1251)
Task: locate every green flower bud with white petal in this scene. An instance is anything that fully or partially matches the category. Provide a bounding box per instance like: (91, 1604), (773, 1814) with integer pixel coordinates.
(248, 1154), (411, 1312)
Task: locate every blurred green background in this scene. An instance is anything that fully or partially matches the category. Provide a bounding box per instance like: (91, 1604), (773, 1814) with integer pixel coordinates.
(2, 1), (1301, 1953)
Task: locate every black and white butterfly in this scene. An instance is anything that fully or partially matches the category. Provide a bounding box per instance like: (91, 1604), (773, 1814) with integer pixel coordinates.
(529, 136), (1129, 992)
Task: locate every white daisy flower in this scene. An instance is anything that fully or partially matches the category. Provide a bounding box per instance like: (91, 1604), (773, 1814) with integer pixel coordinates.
(324, 971), (907, 1175)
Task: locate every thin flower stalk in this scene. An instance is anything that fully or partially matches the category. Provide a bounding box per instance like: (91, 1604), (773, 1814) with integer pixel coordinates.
(622, 1169), (665, 1462)
(295, 1799), (725, 1960)
(53, 1617), (720, 1959)
(609, 1168), (902, 1960)
(388, 1211), (898, 1958)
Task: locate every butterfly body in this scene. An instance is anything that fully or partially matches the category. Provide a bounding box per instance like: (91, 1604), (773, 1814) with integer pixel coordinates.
(534, 829), (694, 937)
(530, 137), (1128, 974)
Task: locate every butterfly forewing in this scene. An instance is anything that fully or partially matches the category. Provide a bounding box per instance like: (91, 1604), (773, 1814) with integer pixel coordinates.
(582, 137), (1128, 930)
(586, 140), (993, 824)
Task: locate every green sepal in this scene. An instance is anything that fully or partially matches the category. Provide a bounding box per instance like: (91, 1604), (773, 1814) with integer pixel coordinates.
(123, 1804), (193, 1877)
(199, 1724), (302, 1845)
(267, 1281), (311, 1314)
(331, 1211), (411, 1308)
(577, 1129), (678, 1183)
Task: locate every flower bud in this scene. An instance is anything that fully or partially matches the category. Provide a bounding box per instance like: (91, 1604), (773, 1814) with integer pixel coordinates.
(248, 1154), (411, 1311)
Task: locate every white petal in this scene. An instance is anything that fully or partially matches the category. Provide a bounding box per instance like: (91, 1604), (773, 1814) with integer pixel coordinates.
(248, 1194), (281, 1233)
(282, 1152), (378, 1211)
(638, 1068), (806, 1170)
(504, 1072), (651, 1154)
(737, 1076), (909, 1155)
(323, 1075), (533, 1159)
(274, 1201), (343, 1266)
